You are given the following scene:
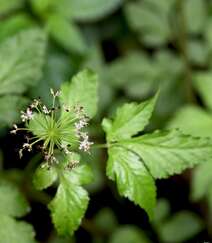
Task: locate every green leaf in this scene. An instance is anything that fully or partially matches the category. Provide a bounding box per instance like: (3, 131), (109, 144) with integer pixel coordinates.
(94, 208), (118, 234)
(0, 214), (36, 243)
(191, 160), (212, 201)
(0, 180), (30, 217)
(0, 0), (24, 16)
(159, 211), (204, 243)
(0, 13), (35, 42)
(47, 14), (86, 54)
(60, 69), (98, 118)
(0, 95), (28, 126)
(0, 28), (46, 95)
(125, 0), (174, 46)
(107, 146), (156, 218)
(184, 0), (207, 35)
(49, 164), (93, 236)
(121, 130), (212, 179)
(33, 165), (58, 190)
(51, 0), (123, 21)
(153, 199), (170, 226)
(193, 72), (212, 111)
(109, 225), (151, 243)
(104, 94), (157, 142)
(167, 105), (212, 138)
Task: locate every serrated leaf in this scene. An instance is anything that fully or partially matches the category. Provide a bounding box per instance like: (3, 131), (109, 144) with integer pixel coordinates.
(159, 211), (204, 243)
(49, 164), (93, 236)
(0, 95), (28, 126)
(0, 28), (46, 95)
(167, 105), (212, 138)
(0, 180), (30, 217)
(191, 160), (212, 201)
(33, 165), (58, 190)
(60, 69), (98, 118)
(107, 146), (156, 218)
(47, 14), (86, 54)
(104, 94), (157, 142)
(0, 0), (24, 16)
(109, 225), (151, 243)
(0, 214), (36, 243)
(193, 72), (212, 111)
(121, 130), (212, 179)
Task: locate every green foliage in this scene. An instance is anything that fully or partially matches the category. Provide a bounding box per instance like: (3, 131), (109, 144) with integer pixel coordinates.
(0, 180), (29, 217)
(0, 180), (36, 243)
(0, 29), (46, 95)
(1, 0), (212, 241)
(0, 13), (35, 42)
(153, 199), (204, 243)
(49, 164), (93, 236)
(60, 69), (98, 118)
(158, 211), (204, 243)
(125, 0), (174, 46)
(103, 94), (212, 219)
(191, 161), (212, 201)
(0, 0), (24, 16)
(107, 146), (156, 218)
(0, 215), (36, 243)
(121, 130), (212, 179)
(104, 95), (157, 141)
(47, 14), (86, 54)
(33, 165), (57, 190)
(109, 225), (151, 243)
(0, 28), (46, 126)
(194, 72), (212, 111)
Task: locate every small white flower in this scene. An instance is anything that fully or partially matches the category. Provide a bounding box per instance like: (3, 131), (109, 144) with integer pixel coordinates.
(79, 132), (93, 152)
(23, 143), (32, 151)
(50, 88), (61, 97)
(21, 108), (34, 122)
(10, 124), (18, 134)
(75, 118), (88, 131)
(42, 105), (50, 114)
(30, 99), (40, 108)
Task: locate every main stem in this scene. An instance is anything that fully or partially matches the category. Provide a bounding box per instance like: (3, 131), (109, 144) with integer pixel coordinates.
(176, 0), (196, 103)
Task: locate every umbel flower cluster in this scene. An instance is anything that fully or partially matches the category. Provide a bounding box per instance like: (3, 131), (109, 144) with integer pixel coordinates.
(11, 89), (93, 168)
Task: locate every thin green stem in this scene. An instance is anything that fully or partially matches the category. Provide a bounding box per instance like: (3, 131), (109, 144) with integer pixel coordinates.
(92, 144), (109, 149)
(176, 0), (196, 103)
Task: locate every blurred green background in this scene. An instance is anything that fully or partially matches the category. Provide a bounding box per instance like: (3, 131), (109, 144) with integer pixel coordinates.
(0, 0), (212, 242)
